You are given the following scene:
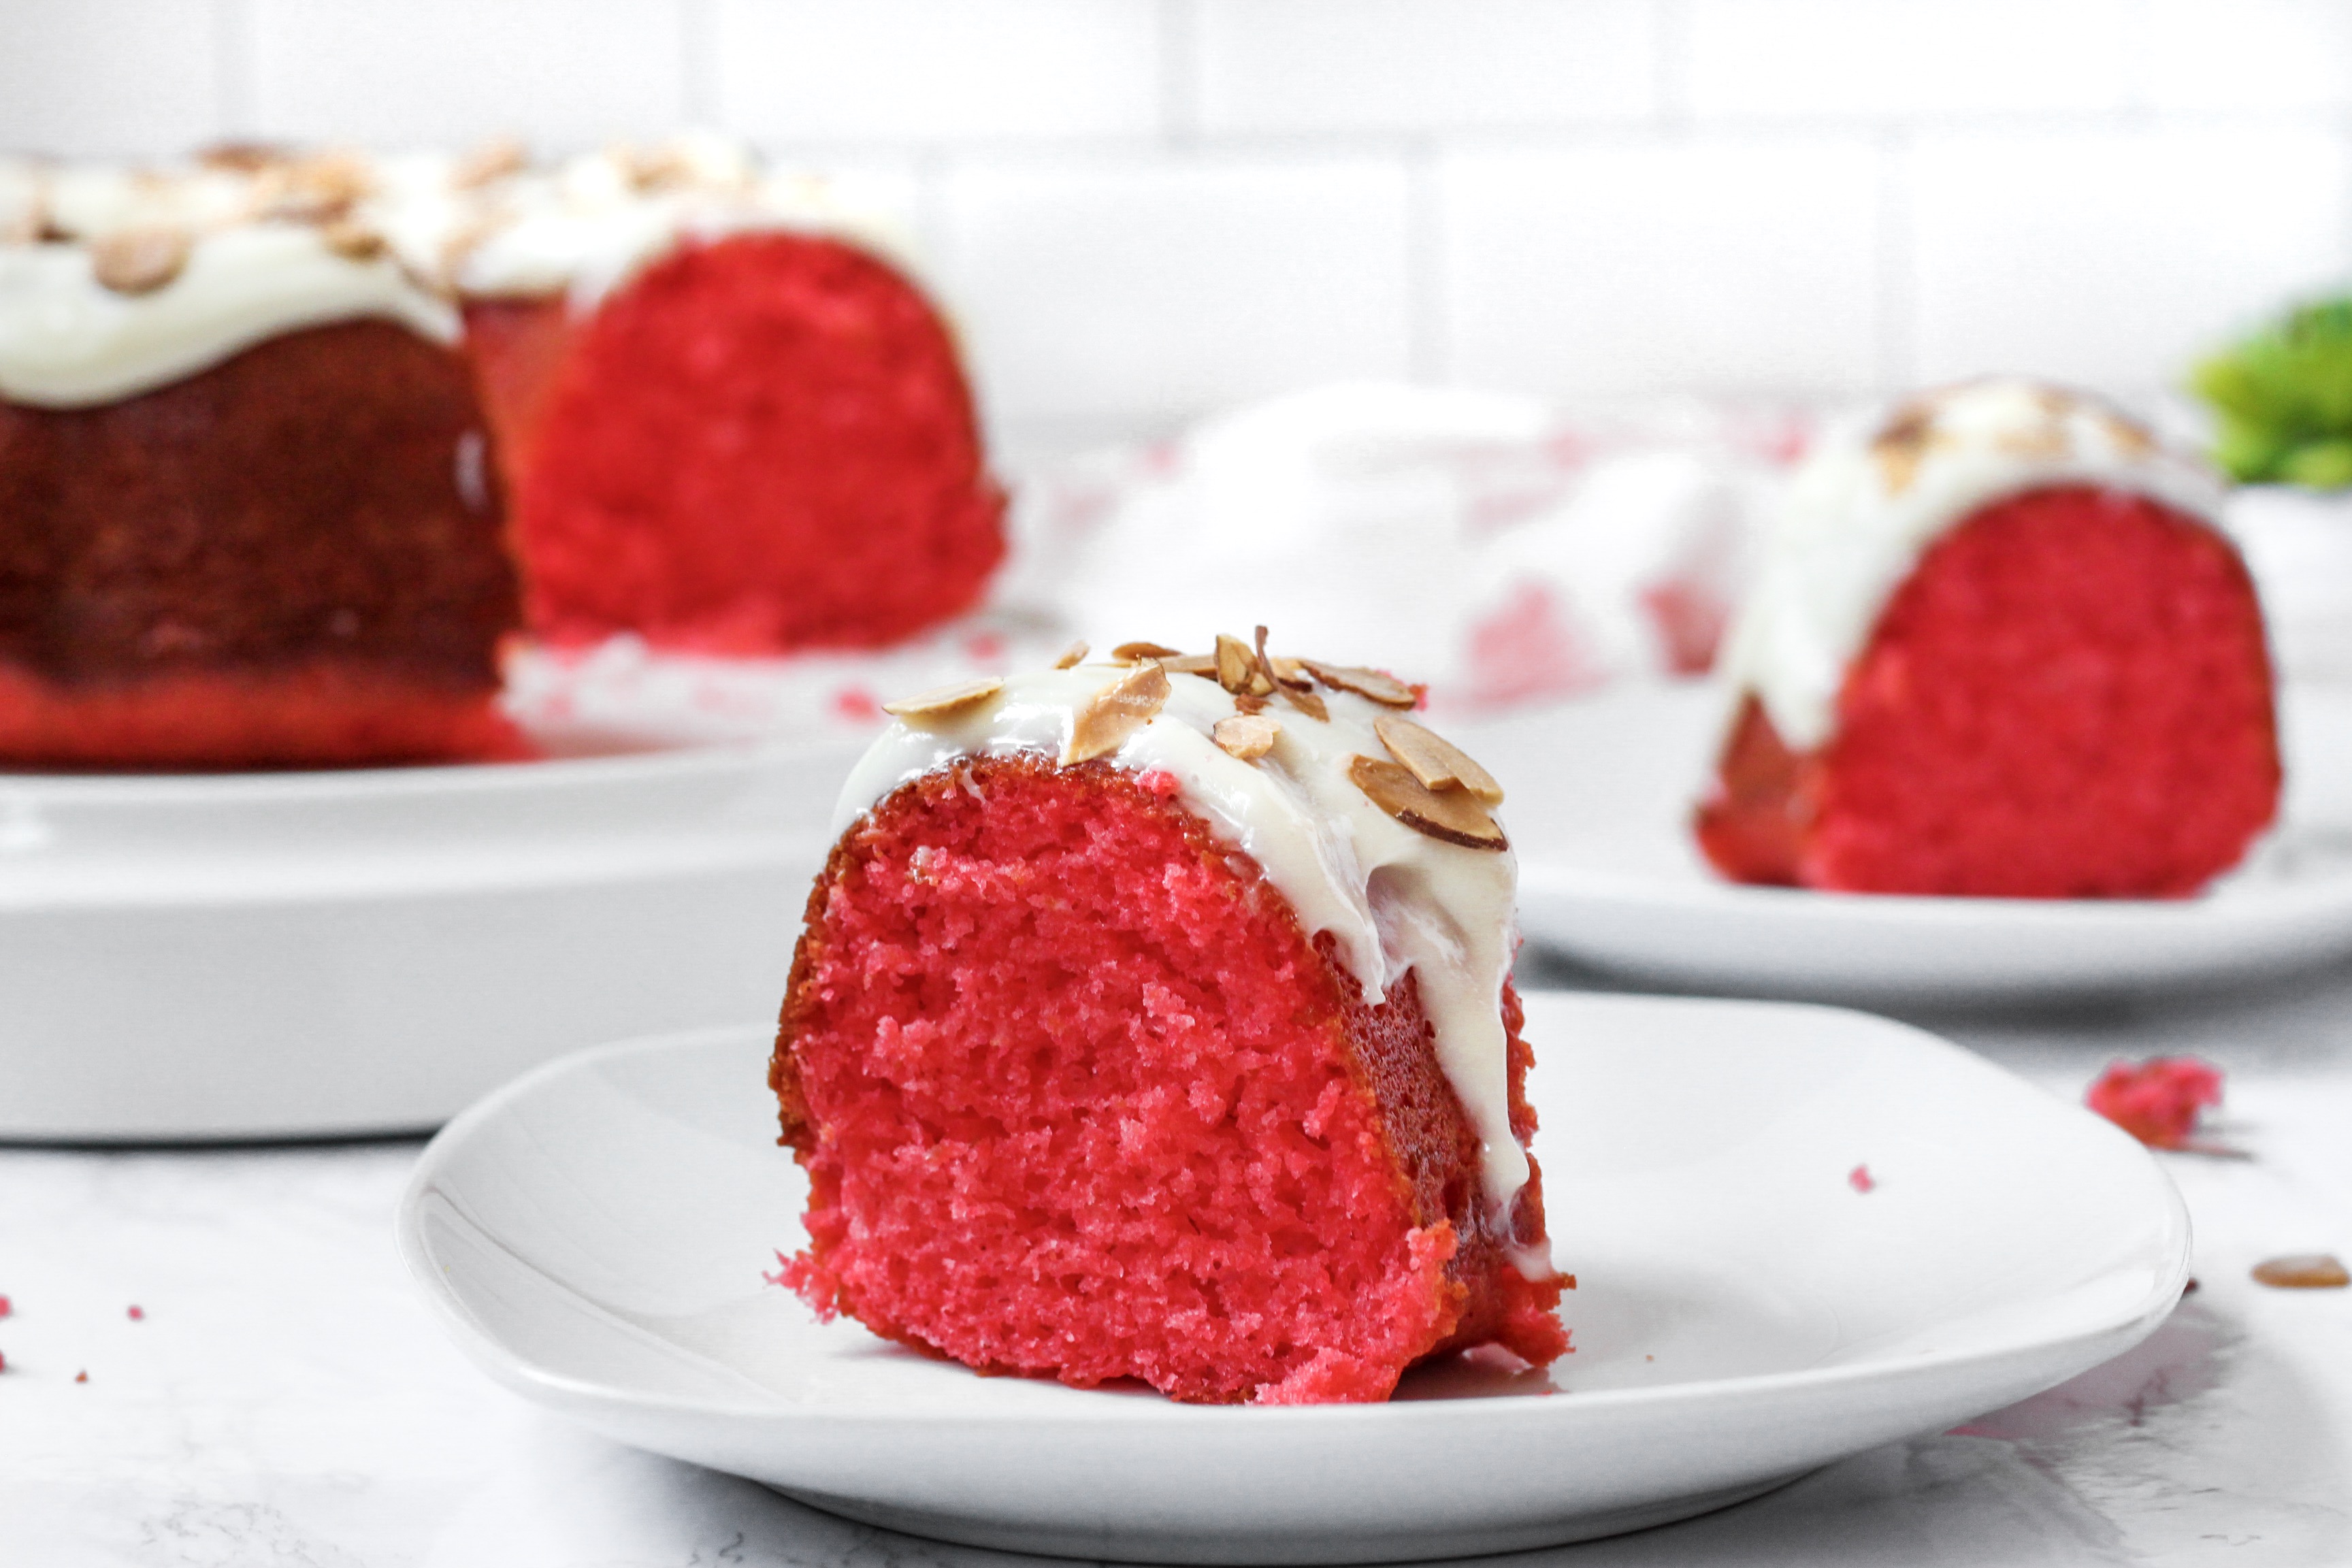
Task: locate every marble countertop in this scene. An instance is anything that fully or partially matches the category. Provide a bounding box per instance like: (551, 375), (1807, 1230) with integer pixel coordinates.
(6, 964), (2351, 1567)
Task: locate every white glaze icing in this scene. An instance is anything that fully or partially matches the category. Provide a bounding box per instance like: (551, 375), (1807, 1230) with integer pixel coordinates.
(836, 663), (1550, 1277)
(378, 135), (917, 309)
(1719, 380), (2227, 749)
(0, 161), (459, 409)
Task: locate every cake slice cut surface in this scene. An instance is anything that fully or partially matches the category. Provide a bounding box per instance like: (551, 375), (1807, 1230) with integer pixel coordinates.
(772, 644), (1565, 1403)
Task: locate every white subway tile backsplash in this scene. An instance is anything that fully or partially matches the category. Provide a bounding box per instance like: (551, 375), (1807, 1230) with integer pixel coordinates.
(246, 0), (688, 149)
(715, 0), (1162, 145)
(2138, 1), (2352, 113)
(1195, 0), (1658, 135)
(0, 0), (220, 157)
(1684, 0), (2134, 121)
(1910, 127), (2352, 393)
(1439, 138), (1884, 399)
(940, 154), (1413, 425)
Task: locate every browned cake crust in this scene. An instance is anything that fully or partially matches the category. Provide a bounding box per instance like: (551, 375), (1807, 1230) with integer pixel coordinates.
(0, 319), (519, 693)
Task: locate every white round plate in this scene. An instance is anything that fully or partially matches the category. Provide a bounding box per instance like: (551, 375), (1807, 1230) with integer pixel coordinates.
(398, 992), (2188, 1565)
(1460, 681), (2352, 1005)
(0, 740), (849, 1142)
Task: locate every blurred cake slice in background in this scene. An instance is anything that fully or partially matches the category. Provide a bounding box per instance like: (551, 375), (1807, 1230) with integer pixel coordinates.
(0, 152), (523, 769)
(1697, 378), (2278, 898)
(382, 135), (1007, 657)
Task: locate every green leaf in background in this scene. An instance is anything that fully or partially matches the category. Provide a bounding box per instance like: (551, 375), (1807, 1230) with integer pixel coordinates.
(2193, 297), (2352, 487)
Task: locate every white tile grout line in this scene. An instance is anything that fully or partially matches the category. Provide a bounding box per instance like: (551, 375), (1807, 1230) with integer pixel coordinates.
(1873, 127), (1914, 397)
(211, 0), (259, 140)
(1158, 0), (1202, 148)
(1405, 140), (1445, 385)
(679, 0), (722, 127)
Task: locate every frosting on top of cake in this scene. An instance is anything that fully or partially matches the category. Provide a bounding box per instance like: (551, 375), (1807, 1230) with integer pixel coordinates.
(838, 649), (1549, 1276)
(1719, 379), (2227, 749)
(0, 154), (459, 408)
(377, 133), (914, 308)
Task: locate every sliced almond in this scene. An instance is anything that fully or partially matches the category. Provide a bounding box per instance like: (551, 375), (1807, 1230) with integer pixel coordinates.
(1278, 685), (1328, 723)
(1113, 640), (1183, 662)
(1158, 653), (1218, 677)
(1064, 662), (1170, 764)
(2252, 1254), (2349, 1290)
(1214, 633), (1255, 693)
(882, 678), (1004, 723)
(1052, 640), (1090, 670)
(1267, 654), (1312, 690)
(1348, 756), (1507, 851)
(1233, 691), (1271, 715)
(1375, 714), (1504, 805)
(196, 141), (287, 174)
(319, 218), (387, 262)
(1212, 714), (1279, 760)
(1301, 659), (1418, 708)
(89, 225), (192, 294)
(451, 135), (528, 191)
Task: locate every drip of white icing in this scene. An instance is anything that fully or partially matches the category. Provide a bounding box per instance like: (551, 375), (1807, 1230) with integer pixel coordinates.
(0, 222), (459, 408)
(378, 137), (918, 309)
(1719, 380), (2228, 750)
(835, 664), (1552, 1277)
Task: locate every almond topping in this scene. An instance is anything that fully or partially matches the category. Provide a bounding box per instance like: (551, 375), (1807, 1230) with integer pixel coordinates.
(1212, 714), (1279, 760)
(451, 135), (528, 191)
(1279, 685), (1328, 722)
(1375, 714), (1503, 805)
(1348, 756), (1507, 851)
(1052, 640), (1090, 670)
(1301, 659), (1417, 708)
(882, 678), (1004, 723)
(319, 219), (387, 262)
(1214, 633), (1255, 693)
(1113, 640), (1183, 662)
(1233, 691), (1271, 715)
(2252, 1254), (2349, 1290)
(1064, 662), (1170, 764)
(1158, 653), (1218, 677)
(89, 225), (192, 294)
(1267, 654), (1312, 690)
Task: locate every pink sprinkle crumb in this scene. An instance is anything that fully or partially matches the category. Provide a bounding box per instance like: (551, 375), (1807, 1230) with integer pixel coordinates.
(2087, 1057), (2223, 1149)
(1848, 1164), (1876, 1193)
(0, 1350), (7, 1372)
(1137, 769), (1181, 800)
(126, 1305), (144, 1322)
(963, 632), (1007, 662)
(830, 685), (883, 723)
(0, 1294), (11, 1318)
(74, 1369), (86, 1384)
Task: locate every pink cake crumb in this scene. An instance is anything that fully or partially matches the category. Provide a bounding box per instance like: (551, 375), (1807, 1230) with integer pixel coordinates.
(1848, 1164), (1876, 1194)
(2087, 1057), (2223, 1149)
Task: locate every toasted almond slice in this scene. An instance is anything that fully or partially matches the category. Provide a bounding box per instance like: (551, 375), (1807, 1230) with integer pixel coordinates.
(1212, 713), (1279, 760)
(1064, 662), (1171, 764)
(882, 678), (1004, 722)
(1301, 659), (1418, 708)
(1233, 691), (1270, 715)
(89, 225), (192, 294)
(1267, 654), (1312, 689)
(1112, 640), (1183, 662)
(1375, 714), (1504, 805)
(1348, 756), (1507, 851)
(319, 218), (387, 262)
(2253, 1254), (2349, 1289)
(1052, 640), (1090, 670)
(451, 135), (528, 191)
(1214, 634), (1256, 694)
(1158, 653), (1218, 676)
(1279, 685), (1328, 723)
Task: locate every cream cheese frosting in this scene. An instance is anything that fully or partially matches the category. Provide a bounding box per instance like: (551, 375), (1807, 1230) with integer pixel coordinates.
(0, 156), (458, 409)
(837, 657), (1550, 1275)
(376, 134), (917, 310)
(1719, 379), (2228, 750)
